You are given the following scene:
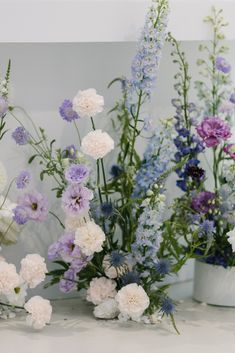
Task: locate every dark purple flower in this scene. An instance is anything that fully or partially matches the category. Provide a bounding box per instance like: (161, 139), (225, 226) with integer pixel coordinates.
(224, 144), (235, 160)
(18, 190), (49, 221)
(191, 191), (216, 214)
(196, 117), (231, 147)
(62, 184), (93, 216)
(13, 205), (29, 225)
(186, 165), (205, 181)
(215, 57), (231, 73)
(62, 145), (77, 160)
(0, 97), (8, 117)
(65, 164), (89, 184)
(230, 93), (235, 104)
(110, 165), (123, 178)
(12, 127), (30, 145)
(59, 99), (79, 122)
(59, 268), (77, 293)
(16, 170), (31, 189)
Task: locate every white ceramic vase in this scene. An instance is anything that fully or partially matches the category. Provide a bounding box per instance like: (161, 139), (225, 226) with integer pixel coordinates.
(193, 260), (235, 307)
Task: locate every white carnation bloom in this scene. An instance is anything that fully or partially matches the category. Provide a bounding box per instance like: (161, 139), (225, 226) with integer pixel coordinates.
(0, 161), (7, 193)
(81, 130), (114, 160)
(93, 298), (119, 319)
(115, 283), (150, 321)
(0, 262), (20, 295)
(24, 296), (52, 330)
(6, 283), (27, 307)
(0, 196), (22, 244)
(73, 88), (104, 118)
(20, 254), (48, 289)
(87, 277), (117, 305)
(227, 228), (235, 252)
(74, 220), (105, 256)
(65, 213), (90, 232)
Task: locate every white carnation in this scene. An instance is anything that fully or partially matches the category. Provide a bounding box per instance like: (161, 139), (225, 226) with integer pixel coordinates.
(6, 283), (27, 307)
(72, 88), (104, 118)
(0, 262), (20, 295)
(20, 254), (48, 289)
(24, 296), (52, 330)
(227, 228), (235, 252)
(93, 298), (119, 319)
(115, 283), (150, 321)
(0, 161), (7, 193)
(81, 130), (114, 160)
(74, 220), (105, 256)
(65, 213), (90, 232)
(0, 196), (21, 244)
(87, 277), (117, 305)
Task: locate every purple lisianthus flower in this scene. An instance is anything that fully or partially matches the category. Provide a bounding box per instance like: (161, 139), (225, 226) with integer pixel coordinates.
(215, 57), (231, 73)
(13, 205), (29, 225)
(59, 268), (77, 293)
(0, 97), (8, 117)
(191, 191), (216, 214)
(48, 232), (82, 262)
(12, 127), (30, 145)
(62, 184), (93, 216)
(65, 164), (89, 184)
(224, 144), (235, 160)
(230, 93), (235, 104)
(196, 117), (231, 147)
(59, 99), (79, 122)
(62, 144), (77, 160)
(18, 190), (49, 221)
(16, 170), (31, 189)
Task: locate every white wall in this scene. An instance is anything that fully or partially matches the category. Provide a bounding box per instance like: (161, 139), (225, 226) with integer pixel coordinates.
(1, 41), (235, 299)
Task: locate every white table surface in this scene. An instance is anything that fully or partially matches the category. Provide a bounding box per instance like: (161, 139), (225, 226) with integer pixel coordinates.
(1, 283), (235, 353)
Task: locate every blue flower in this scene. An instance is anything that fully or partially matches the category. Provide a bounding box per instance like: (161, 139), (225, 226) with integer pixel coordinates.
(161, 298), (175, 315)
(155, 258), (171, 275)
(198, 220), (215, 237)
(59, 99), (79, 122)
(13, 206), (29, 225)
(110, 251), (126, 268)
(16, 170), (31, 189)
(62, 145), (78, 160)
(100, 202), (114, 217)
(12, 127), (30, 145)
(121, 271), (140, 286)
(110, 164), (123, 178)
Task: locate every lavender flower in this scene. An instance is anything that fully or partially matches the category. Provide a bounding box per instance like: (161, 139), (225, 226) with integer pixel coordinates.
(65, 164), (89, 184)
(12, 127), (30, 145)
(13, 205), (29, 225)
(196, 117), (231, 147)
(191, 191), (216, 214)
(59, 268), (77, 293)
(16, 170), (31, 189)
(62, 145), (78, 160)
(49, 232), (82, 262)
(62, 184), (93, 216)
(215, 57), (231, 73)
(230, 93), (235, 104)
(0, 97), (8, 117)
(198, 220), (215, 237)
(17, 190), (49, 221)
(59, 99), (79, 122)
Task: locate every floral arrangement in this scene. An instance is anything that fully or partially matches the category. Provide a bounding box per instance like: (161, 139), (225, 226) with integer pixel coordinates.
(165, 7), (235, 268)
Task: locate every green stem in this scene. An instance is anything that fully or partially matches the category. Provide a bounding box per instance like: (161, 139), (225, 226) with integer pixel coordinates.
(49, 211), (65, 229)
(0, 302), (24, 310)
(0, 220), (14, 245)
(73, 120), (81, 145)
(129, 91), (143, 165)
(90, 117), (96, 130)
(100, 159), (109, 202)
(0, 178), (16, 210)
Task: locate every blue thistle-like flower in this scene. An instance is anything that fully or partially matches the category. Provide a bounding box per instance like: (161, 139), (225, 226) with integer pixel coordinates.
(110, 165), (123, 178)
(155, 258), (171, 275)
(121, 271), (140, 286)
(100, 202), (114, 217)
(161, 298), (175, 315)
(109, 251), (126, 268)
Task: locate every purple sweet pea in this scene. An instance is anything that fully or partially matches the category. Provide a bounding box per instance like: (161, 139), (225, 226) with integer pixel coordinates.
(65, 164), (89, 184)
(16, 170), (31, 189)
(191, 191), (216, 214)
(196, 117), (231, 147)
(12, 127), (30, 145)
(62, 184), (93, 216)
(215, 57), (231, 73)
(0, 97), (8, 117)
(17, 190), (49, 222)
(59, 99), (79, 122)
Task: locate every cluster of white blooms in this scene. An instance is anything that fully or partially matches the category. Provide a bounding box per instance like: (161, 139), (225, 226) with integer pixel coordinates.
(81, 129), (114, 160)
(87, 278), (150, 322)
(0, 254), (51, 330)
(74, 220), (106, 256)
(227, 228), (235, 252)
(73, 88), (104, 118)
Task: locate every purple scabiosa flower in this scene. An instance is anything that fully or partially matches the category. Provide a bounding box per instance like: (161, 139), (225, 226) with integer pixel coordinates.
(161, 298), (175, 315)
(100, 202), (114, 217)
(12, 127), (30, 145)
(224, 144), (235, 160)
(155, 258), (171, 275)
(230, 93), (235, 104)
(16, 170), (31, 189)
(62, 144), (77, 160)
(59, 99), (79, 122)
(17, 190), (49, 222)
(215, 57), (231, 73)
(0, 97), (8, 117)
(13, 205), (29, 225)
(65, 164), (89, 184)
(62, 184), (93, 216)
(191, 191), (216, 214)
(59, 268), (77, 293)
(121, 271), (140, 286)
(110, 164), (123, 178)
(196, 117), (231, 147)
